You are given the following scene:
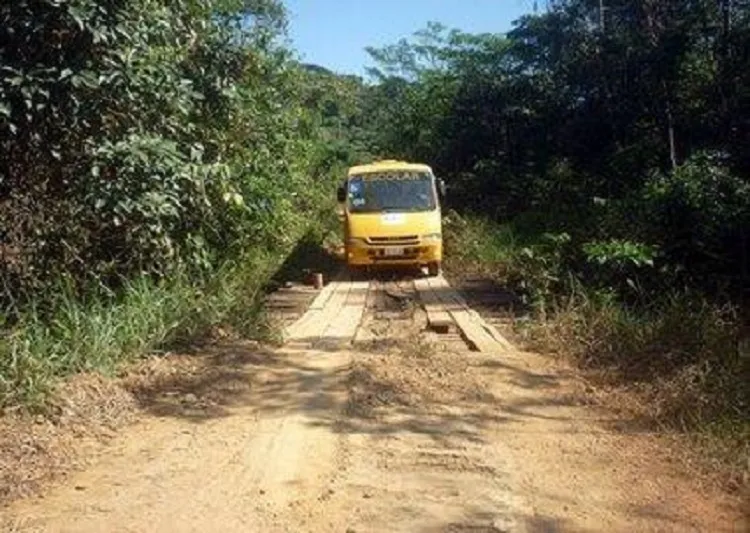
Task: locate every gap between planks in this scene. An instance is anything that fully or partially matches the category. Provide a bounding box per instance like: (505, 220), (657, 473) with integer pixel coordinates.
(416, 275), (515, 355)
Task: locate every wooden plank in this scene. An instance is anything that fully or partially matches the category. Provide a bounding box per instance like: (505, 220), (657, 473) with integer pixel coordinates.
(465, 308), (515, 352)
(297, 281), (350, 340)
(414, 278), (454, 333)
(283, 272), (371, 350)
(318, 280), (370, 349)
(281, 270), (344, 341)
(428, 274), (514, 349)
(425, 275), (515, 355)
(284, 275), (351, 342)
(352, 279), (377, 345)
(425, 276), (495, 351)
(308, 269), (345, 311)
(450, 309), (500, 353)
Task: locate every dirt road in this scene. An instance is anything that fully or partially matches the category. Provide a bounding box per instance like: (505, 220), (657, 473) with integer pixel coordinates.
(2, 274), (745, 532)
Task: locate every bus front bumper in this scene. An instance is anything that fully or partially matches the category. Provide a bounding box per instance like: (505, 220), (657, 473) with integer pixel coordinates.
(346, 241), (442, 267)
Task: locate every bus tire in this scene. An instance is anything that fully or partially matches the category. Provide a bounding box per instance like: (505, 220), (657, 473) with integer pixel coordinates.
(349, 265), (369, 280)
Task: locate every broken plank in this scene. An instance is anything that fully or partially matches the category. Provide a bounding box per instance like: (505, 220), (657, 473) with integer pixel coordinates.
(414, 278), (454, 333)
(425, 275), (514, 354)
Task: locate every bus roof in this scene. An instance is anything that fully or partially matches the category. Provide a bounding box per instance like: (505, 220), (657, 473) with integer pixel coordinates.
(347, 160), (433, 176)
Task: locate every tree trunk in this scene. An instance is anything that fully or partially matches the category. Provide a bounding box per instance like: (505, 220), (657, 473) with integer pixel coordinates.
(666, 96), (678, 170)
(719, 0), (732, 144)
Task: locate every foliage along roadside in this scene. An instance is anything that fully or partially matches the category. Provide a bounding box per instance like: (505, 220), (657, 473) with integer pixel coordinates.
(1, 1), (341, 311)
(443, 212), (749, 492)
(358, 5), (750, 298)
(0, 248), (274, 410)
(0, 1), (355, 410)
(353, 3), (750, 489)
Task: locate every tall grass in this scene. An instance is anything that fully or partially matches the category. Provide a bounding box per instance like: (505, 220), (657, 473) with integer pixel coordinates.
(526, 288), (749, 485)
(529, 290), (747, 420)
(0, 249), (281, 410)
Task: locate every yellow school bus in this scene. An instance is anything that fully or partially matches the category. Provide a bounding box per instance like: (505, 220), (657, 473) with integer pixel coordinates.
(336, 160), (446, 276)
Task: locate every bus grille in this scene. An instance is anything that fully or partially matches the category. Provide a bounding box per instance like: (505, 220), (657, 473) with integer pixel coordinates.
(367, 235), (419, 246)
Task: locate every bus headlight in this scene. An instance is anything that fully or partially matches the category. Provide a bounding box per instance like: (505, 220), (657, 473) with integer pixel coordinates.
(422, 233), (442, 242)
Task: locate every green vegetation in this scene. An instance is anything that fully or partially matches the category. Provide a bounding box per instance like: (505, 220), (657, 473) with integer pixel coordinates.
(0, 0), (355, 410)
(444, 213), (748, 483)
(1, 0), (748, 484)
(352, 1), (750, 480)
(0, 251), (279, 409)
(358, 5), (750, 300)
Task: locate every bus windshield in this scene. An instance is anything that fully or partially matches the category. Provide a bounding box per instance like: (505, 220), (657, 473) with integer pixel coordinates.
(347, 171), (436, 213)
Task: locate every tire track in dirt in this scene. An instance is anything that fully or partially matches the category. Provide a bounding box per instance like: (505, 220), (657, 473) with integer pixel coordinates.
(319, 275), (532, 532)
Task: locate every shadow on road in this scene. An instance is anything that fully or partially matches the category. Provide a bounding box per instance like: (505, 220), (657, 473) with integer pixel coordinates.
(126, 330), (593, 441)
(116, 286), (715, 533)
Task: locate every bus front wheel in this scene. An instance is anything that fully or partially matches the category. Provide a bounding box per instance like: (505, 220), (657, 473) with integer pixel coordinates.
(349, 265), (370, 280)
(427, 262), (441, 277)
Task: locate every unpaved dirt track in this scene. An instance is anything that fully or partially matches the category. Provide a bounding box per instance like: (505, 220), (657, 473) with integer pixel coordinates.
(2, 274), (745, 532)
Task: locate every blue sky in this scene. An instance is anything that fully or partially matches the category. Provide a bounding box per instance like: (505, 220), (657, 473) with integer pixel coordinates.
(283, 0), (535, 76)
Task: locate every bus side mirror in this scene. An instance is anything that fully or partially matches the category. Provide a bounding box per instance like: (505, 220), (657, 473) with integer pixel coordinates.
(437, 179), (447, 198)
(336, 184), (346, 203)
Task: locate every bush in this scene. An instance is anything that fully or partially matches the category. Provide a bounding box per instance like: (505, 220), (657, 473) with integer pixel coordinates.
(445, 213), (749, 482)
(0, 0), (360, 413)
(442, 210), (520, 280)
(631, 152), (749, 292)
(0, 0), (332, 314)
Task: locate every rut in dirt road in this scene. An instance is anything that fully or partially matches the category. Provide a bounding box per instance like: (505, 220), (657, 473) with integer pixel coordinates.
(2, 273), (744, 533)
